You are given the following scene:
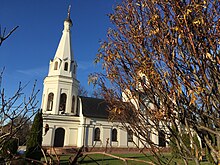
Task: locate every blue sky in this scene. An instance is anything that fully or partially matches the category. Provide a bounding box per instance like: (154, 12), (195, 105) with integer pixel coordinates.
(0, 0), (119, 105)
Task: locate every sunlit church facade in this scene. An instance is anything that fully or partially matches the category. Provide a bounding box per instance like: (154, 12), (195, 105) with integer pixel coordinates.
(41, 8), (165, 149)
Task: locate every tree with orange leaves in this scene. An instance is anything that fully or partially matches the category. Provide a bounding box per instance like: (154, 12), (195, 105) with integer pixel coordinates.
(90, 0), (220, 164)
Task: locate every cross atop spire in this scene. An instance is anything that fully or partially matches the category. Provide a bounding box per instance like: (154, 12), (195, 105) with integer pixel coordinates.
(65, 5), (72, 25)
(67, 5), (71, 20)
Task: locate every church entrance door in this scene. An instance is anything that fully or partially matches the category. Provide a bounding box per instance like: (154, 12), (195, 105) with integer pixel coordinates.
(54, 128), (65, 147)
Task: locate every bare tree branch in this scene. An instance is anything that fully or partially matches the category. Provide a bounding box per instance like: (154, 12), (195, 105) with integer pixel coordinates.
(0, 26), (19, 46)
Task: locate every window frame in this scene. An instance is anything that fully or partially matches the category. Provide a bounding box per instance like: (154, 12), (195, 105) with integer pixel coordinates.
(54, 61), (58, 70)
(71, 96), (75, 113)
(112, 128), (118, 142)
(64, 62), (68, 71)
(59, 93), (67, 112)
(127, 130), (133, 142)
(158, 130), (166, 147)
(47, 92), (54, 111)
(94, 127), (101, 141)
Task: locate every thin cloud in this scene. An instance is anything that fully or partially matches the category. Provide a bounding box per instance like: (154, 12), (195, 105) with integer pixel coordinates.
(77, 61), (95, 70)
(17, 66), (48, 77)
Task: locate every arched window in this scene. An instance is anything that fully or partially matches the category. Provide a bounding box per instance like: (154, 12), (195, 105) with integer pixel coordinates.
(44, 124), (49, 135)
(47, 93), (54, 111)
(59, 93), (67, 112)
(112, 128), (117, 142)
(158, 130), (166, 147)
(94, 128), (100, 141)
(71, 96), (75, 113)
(127, 130), (133, 142)
(64, 62), (68, 71)
(54, 61), (58, 70)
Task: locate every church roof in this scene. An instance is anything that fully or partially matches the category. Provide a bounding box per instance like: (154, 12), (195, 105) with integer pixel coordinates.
(80, 96), (109, 119)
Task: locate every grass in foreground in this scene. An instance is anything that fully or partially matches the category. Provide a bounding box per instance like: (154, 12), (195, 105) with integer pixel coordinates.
(45, 153), (211, 165)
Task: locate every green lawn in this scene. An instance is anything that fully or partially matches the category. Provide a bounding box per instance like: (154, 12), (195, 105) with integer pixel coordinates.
(46, 153), (211, 165)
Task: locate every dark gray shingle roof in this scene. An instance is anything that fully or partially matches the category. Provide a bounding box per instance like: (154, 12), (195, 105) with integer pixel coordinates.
(80, 96), (109, 118)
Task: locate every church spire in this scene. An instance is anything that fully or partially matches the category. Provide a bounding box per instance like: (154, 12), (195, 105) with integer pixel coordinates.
(47, 5), (77, 78)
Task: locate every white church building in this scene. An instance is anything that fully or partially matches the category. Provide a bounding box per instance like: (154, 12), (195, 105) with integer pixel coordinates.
(41, 8), (165, 150)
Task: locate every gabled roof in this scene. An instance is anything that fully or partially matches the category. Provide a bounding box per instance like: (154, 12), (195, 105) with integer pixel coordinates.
(80, 96), (109, 119)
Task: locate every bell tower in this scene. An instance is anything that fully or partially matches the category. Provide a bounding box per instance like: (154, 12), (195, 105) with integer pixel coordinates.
(41, 6), (79, 115)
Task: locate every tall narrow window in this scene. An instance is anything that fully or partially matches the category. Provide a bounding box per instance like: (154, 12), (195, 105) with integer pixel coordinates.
(64, 62), (68, 71)
(127, 130), (133, 142)
(54, 61), (58, 70)
(158, 130), (166, 147)
(142, 76), (146, 84)
(59, 93), (67, 112)
(73, 65), (76, 74)
(76, 97), (80, 115)
(112, 128), (117, 142)
(47, 93), (54, 111)
(71, 96), (75, 113)
(94, 128), (100, 141)
(147, 131), (151, 140)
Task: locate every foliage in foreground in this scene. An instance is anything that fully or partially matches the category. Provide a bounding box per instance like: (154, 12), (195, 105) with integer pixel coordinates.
(1, 138), (18, 159)
(90, 0), (220, 164)
(25, 110), (43, 161)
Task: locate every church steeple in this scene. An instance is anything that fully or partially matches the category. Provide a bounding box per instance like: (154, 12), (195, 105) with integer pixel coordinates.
(48, 5), (77, 79)
(41, 6), (79, 115)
